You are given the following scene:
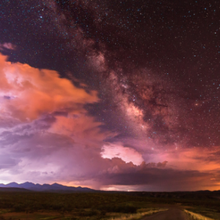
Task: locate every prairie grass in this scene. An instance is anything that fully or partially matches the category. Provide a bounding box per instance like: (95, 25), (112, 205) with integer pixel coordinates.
(184, 209), (214, 220)
(0, 191), (219, 219)
(107, 208), (167, 220)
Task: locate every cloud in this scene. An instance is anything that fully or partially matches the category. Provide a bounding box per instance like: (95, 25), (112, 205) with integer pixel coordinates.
(165, 146), (220, 172)
(96, 158), (219, 191)
(0, 52), (219, 191)
(0, 52), (115, 184)
(0, 53), (98, 122)
(0, 43), (16, 51)
(49, 115), (113, 145)
(0, 154), (20, 169)
(101, 143), (144, 165)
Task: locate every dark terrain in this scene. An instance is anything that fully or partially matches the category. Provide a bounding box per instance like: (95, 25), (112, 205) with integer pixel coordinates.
(0, 184), (219, 219)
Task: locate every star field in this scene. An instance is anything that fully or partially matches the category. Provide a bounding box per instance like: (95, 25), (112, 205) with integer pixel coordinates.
(0, 0), (219, 191)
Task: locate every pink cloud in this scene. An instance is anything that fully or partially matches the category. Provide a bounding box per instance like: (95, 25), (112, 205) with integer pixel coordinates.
(101, 143), (144, 166)
(0, 43), (16, 51)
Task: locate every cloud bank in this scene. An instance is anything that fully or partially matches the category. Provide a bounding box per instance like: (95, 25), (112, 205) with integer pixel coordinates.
(0, 52), (220, 191)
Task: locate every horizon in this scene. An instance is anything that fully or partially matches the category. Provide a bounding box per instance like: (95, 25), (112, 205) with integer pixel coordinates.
(0, 0), (220, 192)
(0, 181), (219, 193)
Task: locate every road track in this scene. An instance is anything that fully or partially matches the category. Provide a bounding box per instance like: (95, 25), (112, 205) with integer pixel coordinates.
(141, 208), (190, 220)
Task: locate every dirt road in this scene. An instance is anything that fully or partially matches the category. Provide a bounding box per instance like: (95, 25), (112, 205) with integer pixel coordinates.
(141, 208), (190, 220)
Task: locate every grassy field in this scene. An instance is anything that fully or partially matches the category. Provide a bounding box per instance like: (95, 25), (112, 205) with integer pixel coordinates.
(0, 191), (219, 219)
(183, 206), (220, 220)
(184, 209), (214, 220)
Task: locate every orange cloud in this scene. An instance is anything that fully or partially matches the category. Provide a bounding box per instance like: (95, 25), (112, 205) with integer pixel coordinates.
(0, 52), (116, 186)
(49, 115), (114, 144)
(0, 53), (98, 121)
(155, 146), (220, 172)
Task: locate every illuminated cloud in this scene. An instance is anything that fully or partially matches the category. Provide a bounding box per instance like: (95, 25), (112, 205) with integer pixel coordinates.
(0, 53), (98, 122)
(162, 146), (220, 172)
(0, 52), (113, 184)
(101, 143), (144, 166)
(49, 115), (114, 144)
(0, 43), (16, 51)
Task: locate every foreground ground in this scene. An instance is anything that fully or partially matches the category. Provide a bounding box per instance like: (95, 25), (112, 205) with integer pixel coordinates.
(0, 190), (219, 219)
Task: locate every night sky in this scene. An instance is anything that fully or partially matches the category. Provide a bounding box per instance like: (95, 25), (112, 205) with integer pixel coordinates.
(0, 0), (220, 191)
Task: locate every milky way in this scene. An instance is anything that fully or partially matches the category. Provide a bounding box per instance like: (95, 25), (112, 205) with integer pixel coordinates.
(0, 0), (220, 191)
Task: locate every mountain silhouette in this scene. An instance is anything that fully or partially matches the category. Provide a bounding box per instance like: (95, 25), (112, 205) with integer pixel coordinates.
(0, 182), (95, 192)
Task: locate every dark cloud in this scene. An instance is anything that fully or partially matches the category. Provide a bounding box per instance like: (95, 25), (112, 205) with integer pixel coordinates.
(96, 158), (217, 191)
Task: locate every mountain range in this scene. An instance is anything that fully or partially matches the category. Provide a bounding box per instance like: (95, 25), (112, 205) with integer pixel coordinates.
(0, 182), (95, 192)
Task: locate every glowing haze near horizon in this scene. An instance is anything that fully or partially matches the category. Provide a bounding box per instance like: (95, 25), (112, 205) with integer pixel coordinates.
(0, 0), (220, 191)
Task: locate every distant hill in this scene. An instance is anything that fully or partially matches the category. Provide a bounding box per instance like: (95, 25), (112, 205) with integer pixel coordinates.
(0, 182), (95, 192)
(0, 187), (30, 192)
